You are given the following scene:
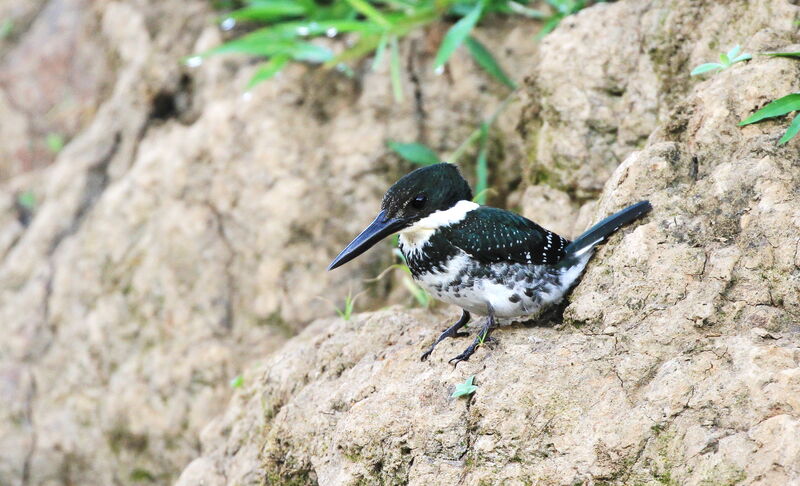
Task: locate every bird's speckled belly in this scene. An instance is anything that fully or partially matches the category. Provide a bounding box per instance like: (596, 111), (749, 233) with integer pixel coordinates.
(411, 252), (585, 318)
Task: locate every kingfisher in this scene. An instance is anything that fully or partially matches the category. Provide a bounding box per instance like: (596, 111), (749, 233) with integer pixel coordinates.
(328, 163), (651, 364)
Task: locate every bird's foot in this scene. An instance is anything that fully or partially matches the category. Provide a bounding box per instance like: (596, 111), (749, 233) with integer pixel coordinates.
(448, 344), (478, 366)
(420, 329), (470, 361)
(448, 311), (496, 366)
(420, 311), (471, 362)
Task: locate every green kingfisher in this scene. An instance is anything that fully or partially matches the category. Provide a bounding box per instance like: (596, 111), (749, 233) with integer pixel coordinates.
(328, 163), (651, 364)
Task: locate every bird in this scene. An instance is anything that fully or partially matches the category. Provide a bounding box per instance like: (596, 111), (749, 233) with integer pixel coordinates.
(328, 163), (651, 364)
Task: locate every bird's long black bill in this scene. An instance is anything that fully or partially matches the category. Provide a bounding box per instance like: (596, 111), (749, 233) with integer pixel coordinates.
(328, 211), (406, 270)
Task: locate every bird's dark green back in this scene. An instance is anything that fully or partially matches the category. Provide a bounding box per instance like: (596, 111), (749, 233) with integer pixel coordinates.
(440, 207), (570, 265)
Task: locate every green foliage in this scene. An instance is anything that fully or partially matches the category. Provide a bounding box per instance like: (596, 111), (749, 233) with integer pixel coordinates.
(45, 133), (65, 153)
(129, 468), (157, 482)
(0, 19), (13, 40)
(199, 0), (596, 92)
(17, 191), (36, 211)
(451, 375), (478, 397)
(763, 51), (800, 59)
(739, 93), (800, 145)
(465, 36), (517, 89)
(401, 268), (432, 307)
(535, 0), (590, 39)
(335, 290), (361, 320)
(388, 91), (515, 205)
(387, 141), (440, 165)
(434, 0), (486, 72)
(474, 122), (489, 204)
(229, 374), (244, 388)
(690, 45), (751, 76)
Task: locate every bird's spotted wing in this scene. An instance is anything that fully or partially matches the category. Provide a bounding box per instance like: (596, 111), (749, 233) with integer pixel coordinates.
(441, 207), (569, 265)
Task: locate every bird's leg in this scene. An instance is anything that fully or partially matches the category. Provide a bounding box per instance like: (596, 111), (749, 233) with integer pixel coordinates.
(449, 304), (496, 366)
(421, 310), (471, 361)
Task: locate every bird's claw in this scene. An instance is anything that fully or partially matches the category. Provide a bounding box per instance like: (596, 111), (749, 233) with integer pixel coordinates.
(448, 348), (475, 366)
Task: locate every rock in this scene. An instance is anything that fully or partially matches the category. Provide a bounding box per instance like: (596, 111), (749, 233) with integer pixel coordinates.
(0, 0), (114, 178)
(178, 0), (800, 484)
(520, 0), (798, 198)
(0, 1), (541, 484)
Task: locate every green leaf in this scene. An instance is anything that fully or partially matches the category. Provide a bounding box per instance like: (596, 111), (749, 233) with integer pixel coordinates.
(465, 36), (516, 89)
(535, 14), (563, 40)
(506, 1), (546, 19)
(247, 54), (290, 88)
(732, 53), (752, 63)
(402, 275), (430, 307)
(764, 51), (800, 58)
(327, 33), (382, 66)
(475, 122), (489, 205)
(228, 2), (307, 22)
(739, 93), (800, 126)
(17, 191), (36, 211)
(229, 375), (244, 388)
(45, 133), (65, 153)
(390, 35), (404, 102)
(433, 1), (484, 70)
(451, 375), (478, 398)
(690, 63), (723, 76)
(344, 0), (393, 29)
(778, 112), (800, 145)
(726, 45), (741, 61)
(286, 41), (333, 62)
(0, 19), (13, 40)
(719, 52), (731, 66)
(387, 141), (440, 165)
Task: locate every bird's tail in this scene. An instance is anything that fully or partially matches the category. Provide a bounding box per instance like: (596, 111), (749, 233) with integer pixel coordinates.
(562, 201), (652, 260)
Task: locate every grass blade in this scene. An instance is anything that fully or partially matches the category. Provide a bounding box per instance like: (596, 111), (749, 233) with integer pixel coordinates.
(373, 33), (388, 70)
(506, 1), (546, 18)
(690, 63), (723, 76)
(401, 273), (430, 307)
(778, 113), (800, 145)
(387, 141), (440, 165)
(474, 122), (489, 205)
(739, 93), (800, 126)
(344, 0), (393, 29)
(535, 14), (563, 40)
(764, 52), (800, 58)
(247, 54), (290, 88)
(327, 33), (382, 66)
(229, 2), (307, 22)
(433, 1), (484, 70)
(465, 36), (516, 89)
(390, 35), (404, 102)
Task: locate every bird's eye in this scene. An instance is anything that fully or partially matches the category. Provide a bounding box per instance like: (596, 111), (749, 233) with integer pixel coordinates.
(410, 194), (427, 209)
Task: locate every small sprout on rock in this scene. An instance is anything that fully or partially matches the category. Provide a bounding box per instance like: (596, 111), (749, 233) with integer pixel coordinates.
(691, 45), (752, 76)
(335, 291), (361, 321)
(451, 375), (478, 398)
(45, 133), (65, 153)
(230, 375), (244, 388)
(17, 191), (36, 211)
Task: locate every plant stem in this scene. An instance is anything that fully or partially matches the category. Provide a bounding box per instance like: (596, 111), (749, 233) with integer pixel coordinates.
(448, 89), (518, 163)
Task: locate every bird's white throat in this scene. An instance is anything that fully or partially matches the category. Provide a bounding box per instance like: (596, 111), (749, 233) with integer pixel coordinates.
(399, 200), (479, 249)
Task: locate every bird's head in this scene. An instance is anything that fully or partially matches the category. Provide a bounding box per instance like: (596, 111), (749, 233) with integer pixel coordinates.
(328, 163), (472, 270)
